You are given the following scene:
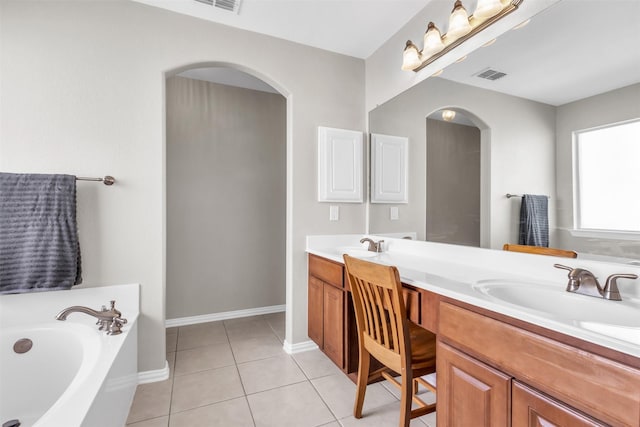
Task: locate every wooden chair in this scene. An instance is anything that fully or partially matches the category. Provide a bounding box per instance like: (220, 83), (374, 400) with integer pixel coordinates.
(343, 255), (437, 427)
(503, 243), (577, 258)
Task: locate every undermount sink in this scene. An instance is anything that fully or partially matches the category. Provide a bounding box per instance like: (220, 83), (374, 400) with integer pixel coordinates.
(337, 247), (379, 258)
(473, 280), (640, 328)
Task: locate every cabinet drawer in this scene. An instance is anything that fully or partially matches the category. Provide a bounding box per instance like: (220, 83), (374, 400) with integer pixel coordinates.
(512, 381), (606, 427)
(309, 254), (343, 288)
(439, 302), (640, 426)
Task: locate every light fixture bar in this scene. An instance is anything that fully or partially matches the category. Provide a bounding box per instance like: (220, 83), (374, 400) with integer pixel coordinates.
(409, 0), (523, 73)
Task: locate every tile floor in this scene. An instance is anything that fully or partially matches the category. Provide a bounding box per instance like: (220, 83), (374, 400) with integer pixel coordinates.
(126, 312), (436, 427)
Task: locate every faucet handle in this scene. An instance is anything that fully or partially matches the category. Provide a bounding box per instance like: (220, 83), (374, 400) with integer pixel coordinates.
(603, 273), (638, 301)
(554, 264), (580, 292)
(553, 264), (574, 272)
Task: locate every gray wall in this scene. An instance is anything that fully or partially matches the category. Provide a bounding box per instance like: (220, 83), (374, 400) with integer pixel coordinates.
(166, 76), (285, 319)
(555, 83), (640, 259)
(426, 118), (480, 247)
(369, 77), (557, 250)
(1, 0), (365, 372)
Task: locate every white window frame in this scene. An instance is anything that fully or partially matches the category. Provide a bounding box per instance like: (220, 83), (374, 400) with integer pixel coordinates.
(572, 118), (640, 240)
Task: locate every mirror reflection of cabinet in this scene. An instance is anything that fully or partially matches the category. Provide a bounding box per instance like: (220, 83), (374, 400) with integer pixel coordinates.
(371, 133), (408, 203)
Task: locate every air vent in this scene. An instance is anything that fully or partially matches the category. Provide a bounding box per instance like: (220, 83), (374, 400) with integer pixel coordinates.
(475, 68), (507, 81)
(194, 0), (241, 14)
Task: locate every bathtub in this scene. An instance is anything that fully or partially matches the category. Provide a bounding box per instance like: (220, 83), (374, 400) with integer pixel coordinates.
(0, 284), (139, 427)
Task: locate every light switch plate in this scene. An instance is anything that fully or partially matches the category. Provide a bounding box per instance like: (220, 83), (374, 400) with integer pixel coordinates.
(330, 205), (339, 221)
(390, 206), (399, 220)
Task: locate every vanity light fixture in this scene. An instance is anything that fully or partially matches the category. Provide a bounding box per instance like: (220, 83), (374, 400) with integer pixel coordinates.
(401, 0), (524, 72)
(442, 110), (456, 121)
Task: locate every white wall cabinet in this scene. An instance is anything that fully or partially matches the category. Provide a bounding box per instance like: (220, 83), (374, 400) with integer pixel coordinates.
(371, 133), (408, 203)
(317, 127), (363, 203)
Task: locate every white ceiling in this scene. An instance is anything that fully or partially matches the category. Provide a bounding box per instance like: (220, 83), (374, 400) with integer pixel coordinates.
(134, 0), (427, 59)
(149, 0), (640, 106)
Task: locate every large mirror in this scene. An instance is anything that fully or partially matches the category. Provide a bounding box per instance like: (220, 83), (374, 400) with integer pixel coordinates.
(368, 0), (640, 261)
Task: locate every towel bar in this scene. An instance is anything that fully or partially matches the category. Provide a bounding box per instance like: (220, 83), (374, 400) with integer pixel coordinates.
(76, 176), (115, 186)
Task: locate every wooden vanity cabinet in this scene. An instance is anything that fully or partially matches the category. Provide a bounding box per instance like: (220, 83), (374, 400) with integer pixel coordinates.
(308, 254), (421, 374)
(308, 255), (344, 368)
(438, 341), (510, 427)
(437, 300), (640, 427)
(512, 382), (606, 427)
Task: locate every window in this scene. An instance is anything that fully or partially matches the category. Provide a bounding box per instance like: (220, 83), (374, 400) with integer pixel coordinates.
(573, 119), (640, 234)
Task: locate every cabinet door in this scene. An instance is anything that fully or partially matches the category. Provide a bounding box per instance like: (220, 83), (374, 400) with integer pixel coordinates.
(437, 341), (511, 427)
(323, 283), (344, 368)
(512, 382), (607, 427)
(308, 276), (324, 347)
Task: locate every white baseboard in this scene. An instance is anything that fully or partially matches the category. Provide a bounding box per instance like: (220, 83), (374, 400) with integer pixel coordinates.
(138, 360), (170, 384)
(283, 339), (319, 354)
(166, 304), (286, 328)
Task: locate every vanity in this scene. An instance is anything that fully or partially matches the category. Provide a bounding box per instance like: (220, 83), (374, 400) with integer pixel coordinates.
(306, 235), (640, 426)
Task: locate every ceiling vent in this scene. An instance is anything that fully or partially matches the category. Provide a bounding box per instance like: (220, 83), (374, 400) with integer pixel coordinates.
(195, 0), (241, 14)
(474, 68), (507, 81)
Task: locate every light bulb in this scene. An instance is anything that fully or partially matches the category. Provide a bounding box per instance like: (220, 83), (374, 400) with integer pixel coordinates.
(442, 110), (456, 121)
(474, 0), (504, 20)
(422, 22), (445, 58)
(447, 1), (472, 39)
(401, 40), (422, 71)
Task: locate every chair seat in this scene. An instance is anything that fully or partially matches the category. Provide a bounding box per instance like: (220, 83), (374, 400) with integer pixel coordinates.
(408, 321), (437, 374)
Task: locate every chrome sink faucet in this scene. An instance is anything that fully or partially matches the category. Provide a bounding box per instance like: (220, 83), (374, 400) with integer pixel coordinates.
(554, 264), (637, 301)
(56, 300), (128, 335)
(360, 237), (384, 253)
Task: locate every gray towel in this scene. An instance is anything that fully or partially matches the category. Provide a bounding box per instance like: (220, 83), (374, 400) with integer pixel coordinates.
(0, 173), (82, 294)
(518, 194), (549, 247)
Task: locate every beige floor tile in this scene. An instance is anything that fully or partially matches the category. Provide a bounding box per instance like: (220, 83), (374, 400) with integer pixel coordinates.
(230, 334), (285, 363)
(338, 400), (427, 427)
(318, 422), (341, 427)
(171, 365), (244, 413)
(420, 411), (437, 426)
(380, 375), (435, 401)
(166, 332), (177, 352)
(168, 397), (254, 427)
(312, 373), (397, 419)
(174, 342), (235, 375)
(225, 316), (279, 341)
(247, 381), (335, 427)
(126, 379), (173, 424)
(238, 354), (307, 394)
(127, 416), (169, 427)
(177, 322), (228, 350)
(293, 349), (343, 379)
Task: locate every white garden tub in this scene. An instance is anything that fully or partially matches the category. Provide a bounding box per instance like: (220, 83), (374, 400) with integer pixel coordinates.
(0, 284), (139, 427)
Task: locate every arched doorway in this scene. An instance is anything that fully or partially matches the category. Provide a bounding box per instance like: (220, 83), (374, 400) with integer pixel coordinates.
(163, 63), (290, 346)
(426, 107), (490, 247)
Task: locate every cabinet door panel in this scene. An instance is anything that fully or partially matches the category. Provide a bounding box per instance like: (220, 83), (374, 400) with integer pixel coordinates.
(308, 276), (324, 347)
(438, 341), (510, 427)
(512, 382), (606, 427)
(323, 283), (344, 368)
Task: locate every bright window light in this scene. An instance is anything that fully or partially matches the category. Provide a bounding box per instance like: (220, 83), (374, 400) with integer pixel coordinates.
(574, 119), (640, 232)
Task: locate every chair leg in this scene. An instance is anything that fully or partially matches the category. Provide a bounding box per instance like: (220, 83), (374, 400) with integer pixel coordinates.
(354, 348), (371, 419)
(399, 369), (414, 427)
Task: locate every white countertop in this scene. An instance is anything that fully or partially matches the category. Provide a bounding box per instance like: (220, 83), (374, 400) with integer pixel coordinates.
(307, 235), (640, 360)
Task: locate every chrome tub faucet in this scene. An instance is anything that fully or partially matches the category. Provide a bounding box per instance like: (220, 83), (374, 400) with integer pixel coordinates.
(554, 264), (637, 301)
(360, 237), (384, 253)
(56, 300), (128, 335)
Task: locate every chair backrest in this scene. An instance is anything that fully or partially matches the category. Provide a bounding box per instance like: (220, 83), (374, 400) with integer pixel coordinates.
(503, 243), (578, 258)
(343, 254), (410, 374)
